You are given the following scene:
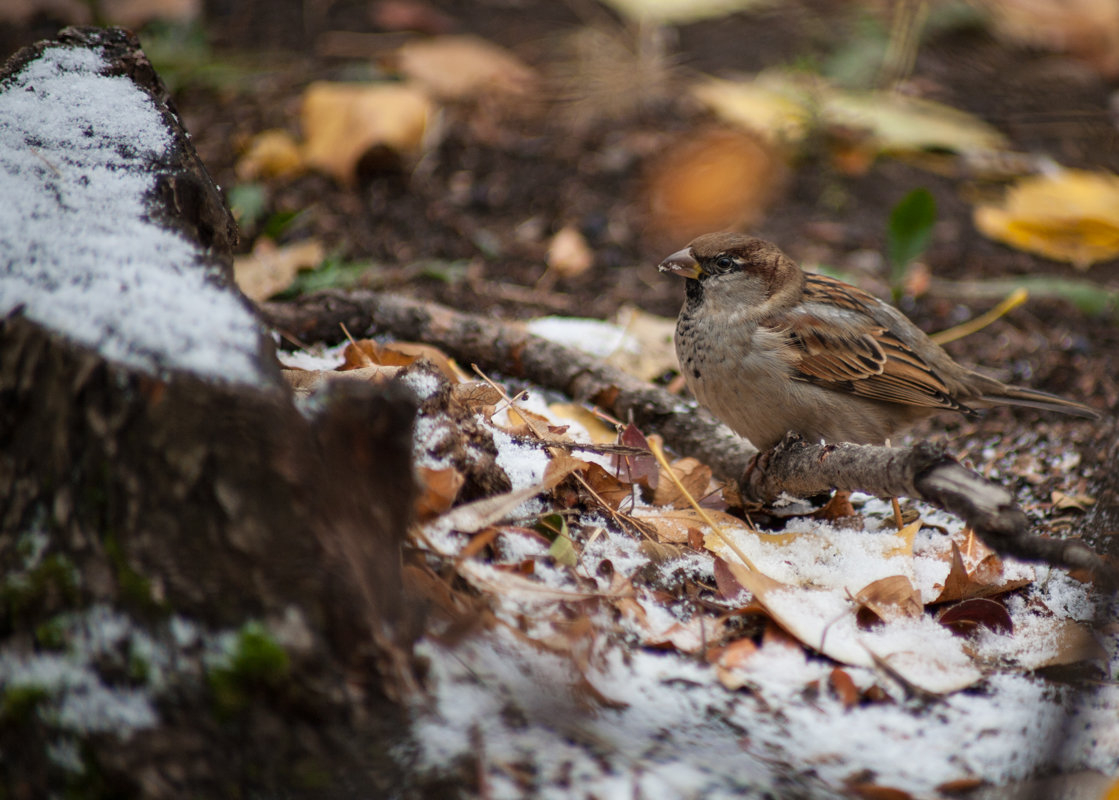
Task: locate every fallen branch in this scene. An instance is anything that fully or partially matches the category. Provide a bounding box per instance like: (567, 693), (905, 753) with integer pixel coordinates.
(263, 290), (1115, 581)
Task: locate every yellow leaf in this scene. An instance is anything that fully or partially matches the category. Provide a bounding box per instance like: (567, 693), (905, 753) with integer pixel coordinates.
(300, 82), (433, 183)
(882, 519), (921, 559)
(235, 129), (304, 181)
(692, 74), (812, 145)
(546, 403), (617, 444)
(973, 169), (1119, 268)
(695, 71), (1008, 156)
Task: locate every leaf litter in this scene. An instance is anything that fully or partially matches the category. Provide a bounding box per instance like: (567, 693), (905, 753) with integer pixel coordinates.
(277, 336), (1119, 798)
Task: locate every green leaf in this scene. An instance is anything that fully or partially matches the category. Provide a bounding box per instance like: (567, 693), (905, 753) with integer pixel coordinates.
(227, 183), (268, 229)
(537, 514), (578, 567)
(887, 187), (937, 295)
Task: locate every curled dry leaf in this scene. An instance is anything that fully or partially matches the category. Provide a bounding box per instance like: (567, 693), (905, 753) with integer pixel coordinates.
(854, 575), (923, 624)
(395, 35), (537, 100)
(973, 169), (1119, 268)
(301, 81), (433, 183)
(936, 598), (1013, 637)
(340, 339), (465, 382)
(415, 465), (465, 520)
(233, 238), (324, 302)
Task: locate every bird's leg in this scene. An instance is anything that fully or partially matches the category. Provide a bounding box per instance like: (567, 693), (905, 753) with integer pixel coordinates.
(885, 438), (904, 530)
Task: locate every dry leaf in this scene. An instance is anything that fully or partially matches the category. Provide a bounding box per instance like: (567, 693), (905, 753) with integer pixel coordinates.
(854, 575), (923, 623)
(695, 71), (1008, 156)
(723, 560), (984, 693)
(282, 365), (400, 395)
(937, 598), (1013, 637)
(235, 129), (304, 181)
(233, 238), (324, 302)
(609, 305), (679, 382)
(1052, 489), (1096, 512)
(973, 169), (1119, 268)
(546, 225), (593, 278)
(582, 463), (636, 509)
(634, 507), (747, 544)
(983, 0), (1119, 76)
(652, 457), (712, 509)
(644, 126), (785, 242)
(301, 81), (433, 183)
(340, 339), (464, 382)
(706, 637), (759, 669)
(396, 35), (537, 99)
(415, 465), (465, 520)
(546, 403), (617, 444)
(828, 667), (859, 708)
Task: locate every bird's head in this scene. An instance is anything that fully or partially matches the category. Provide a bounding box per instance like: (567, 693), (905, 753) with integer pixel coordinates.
(658, 232), (803, 307)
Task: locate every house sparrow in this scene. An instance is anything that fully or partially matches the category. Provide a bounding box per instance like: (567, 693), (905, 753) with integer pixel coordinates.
(660, 232), (1099, 451)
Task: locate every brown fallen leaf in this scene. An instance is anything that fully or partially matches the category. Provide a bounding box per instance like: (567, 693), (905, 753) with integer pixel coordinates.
(233, 238), (324, 302)
(235, 129), (305, 181)
(854, 575), (923, 624)
(395, 35), (537, 100)
(340, 339), (465, 382)
(582, 462), (636, 510)
(415, 465), (465, 520)
(937, 598), (1013, 637)
(706, 636), (759, 669)
(652, 457), (713, 509)
(828, 667), (859, 709)
(282, 365), (401, 395)
(634, 507), (746, 544)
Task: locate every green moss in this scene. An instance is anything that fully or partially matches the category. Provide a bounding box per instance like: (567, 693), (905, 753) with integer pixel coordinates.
(34, 616), (68, 651)
(102, 533), (168, 618)
(2, 554), (80, 622)
(1, 684), (50, 725)
(207, 621), (291, 717)
(127, 650), (151, 685)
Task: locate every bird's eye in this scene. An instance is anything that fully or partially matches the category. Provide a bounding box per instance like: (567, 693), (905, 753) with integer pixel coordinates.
(714, 256), (734, 270)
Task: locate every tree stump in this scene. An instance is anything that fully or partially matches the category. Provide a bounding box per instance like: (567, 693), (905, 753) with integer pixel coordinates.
(1, 27), (420, 798)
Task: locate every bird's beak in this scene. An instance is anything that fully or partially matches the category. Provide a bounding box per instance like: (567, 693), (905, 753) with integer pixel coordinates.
(658, 248), (702, 279)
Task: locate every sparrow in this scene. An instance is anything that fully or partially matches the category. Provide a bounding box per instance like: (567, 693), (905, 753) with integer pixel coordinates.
(660, 232), (1099, 451)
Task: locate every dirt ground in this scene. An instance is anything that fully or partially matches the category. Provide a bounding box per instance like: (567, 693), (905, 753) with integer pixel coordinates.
(4, 0), (1118, 535)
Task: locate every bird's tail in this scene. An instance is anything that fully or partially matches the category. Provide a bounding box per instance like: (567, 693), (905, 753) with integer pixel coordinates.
(979, 384), (1100, 420)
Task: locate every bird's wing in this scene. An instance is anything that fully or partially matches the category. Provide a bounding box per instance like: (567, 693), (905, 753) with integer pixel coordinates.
(775, 274), (971, 412)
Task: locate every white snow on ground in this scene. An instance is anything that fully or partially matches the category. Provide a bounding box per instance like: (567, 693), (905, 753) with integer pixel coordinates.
(409, 397), (1119, 798)
(0, 42), (268, 385)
